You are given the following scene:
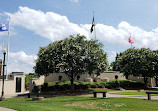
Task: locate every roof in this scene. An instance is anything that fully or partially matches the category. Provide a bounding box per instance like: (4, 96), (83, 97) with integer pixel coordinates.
(103, 71), (121, 73)
(9, 72), (24, 75)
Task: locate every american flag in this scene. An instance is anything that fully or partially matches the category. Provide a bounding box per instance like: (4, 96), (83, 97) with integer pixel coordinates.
(129, 36), (134, 44)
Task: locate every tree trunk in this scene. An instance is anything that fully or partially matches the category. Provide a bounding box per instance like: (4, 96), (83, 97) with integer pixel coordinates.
(70, 75), (74, 92)
(143, 77), (148, 88)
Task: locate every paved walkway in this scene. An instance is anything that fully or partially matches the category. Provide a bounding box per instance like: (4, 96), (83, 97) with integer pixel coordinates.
(80, 93), (158, 100)
(108, 93), (158, 100)
(0, 107), (16, 111)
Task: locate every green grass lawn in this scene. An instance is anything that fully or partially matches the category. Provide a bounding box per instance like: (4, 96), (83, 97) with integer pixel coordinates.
(110, 91), (158, 95)
(0, 96), (158, 111)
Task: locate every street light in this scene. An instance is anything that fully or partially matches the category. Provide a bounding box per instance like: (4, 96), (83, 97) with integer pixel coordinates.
(0, 48), (6, 101)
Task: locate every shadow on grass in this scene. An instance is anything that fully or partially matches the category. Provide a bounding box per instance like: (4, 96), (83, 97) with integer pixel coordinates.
(25, 96), (110, 103)
(57, 97), (110, 102)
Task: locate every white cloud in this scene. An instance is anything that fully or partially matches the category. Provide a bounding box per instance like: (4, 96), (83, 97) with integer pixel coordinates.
(6, 6), (158, 50)
(8, 51), (37, 74)
(6, 6), (89, 41)
(69, 0), (79, 3)
(108, 51), (117, 63)
(95, 21), (158, 49)
(4, 7), (158, 72)
(0, 31), (8, 36)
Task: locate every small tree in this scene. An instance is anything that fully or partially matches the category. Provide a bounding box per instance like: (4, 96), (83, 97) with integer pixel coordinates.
(34, 34), (108, 92)
(110, 53), (122, 71)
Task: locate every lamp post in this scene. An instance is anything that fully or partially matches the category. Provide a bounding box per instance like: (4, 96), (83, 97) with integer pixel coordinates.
(0, 48), (6, 101)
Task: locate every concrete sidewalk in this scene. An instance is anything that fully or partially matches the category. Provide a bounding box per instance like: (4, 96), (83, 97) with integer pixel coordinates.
(0, 107), (16, 111)
(2, 91), (29, 99)
(107, 93), (150, 100)
(80, 93), (158, 100)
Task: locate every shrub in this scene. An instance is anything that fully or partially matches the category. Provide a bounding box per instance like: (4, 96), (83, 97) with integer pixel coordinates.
(49, 86), (55, 91)
(62, 84), (71, 90)
(119, 80), (145, 89)
(90, 83), (98, 88)
(54, 84), (59, 90)
(58, 85), (65, 90)
(41, 83), (49, 92)
(41, 80), (145, 92)
(105, 80), (145, 89)
(98, 84), (105, 88)
(105, 81), (119, 88)
(100, 82), (107, 87)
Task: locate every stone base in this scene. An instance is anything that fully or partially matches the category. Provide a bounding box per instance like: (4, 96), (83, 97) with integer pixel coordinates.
(84, 78), (93, 82)
(120, 88), (125, 91)
(0, 96), (5, 101)
(138, 89), (144, 92)
(32, 97), (45, 101)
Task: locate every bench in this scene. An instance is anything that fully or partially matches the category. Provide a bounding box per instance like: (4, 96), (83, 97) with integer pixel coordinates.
(93, 92), (107, 98)
(146, 92), (158, 100)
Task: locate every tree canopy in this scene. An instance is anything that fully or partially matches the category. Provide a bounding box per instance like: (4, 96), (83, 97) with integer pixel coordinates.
(34, 34), (108, 91)
(112, 48), (158, 87)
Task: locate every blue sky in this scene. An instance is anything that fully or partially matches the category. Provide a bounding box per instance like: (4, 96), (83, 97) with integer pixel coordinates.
(1, 0), (158, 73)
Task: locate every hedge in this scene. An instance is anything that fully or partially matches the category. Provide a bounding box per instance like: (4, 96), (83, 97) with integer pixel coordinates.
(41, 80), (145, 92)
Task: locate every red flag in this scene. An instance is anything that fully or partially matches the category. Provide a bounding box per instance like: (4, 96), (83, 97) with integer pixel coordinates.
(129, 36), (134, 44)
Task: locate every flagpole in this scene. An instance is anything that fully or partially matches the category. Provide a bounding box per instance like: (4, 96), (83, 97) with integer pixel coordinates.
(1, 44), (4, 76)
(93, 11), (96, 40)
(6, 16), (10, 80)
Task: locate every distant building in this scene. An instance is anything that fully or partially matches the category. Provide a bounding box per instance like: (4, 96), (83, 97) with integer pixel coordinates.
(44, 71), (126, 82)
(29, 71), (158, 92)
(29, 71), (126, 92)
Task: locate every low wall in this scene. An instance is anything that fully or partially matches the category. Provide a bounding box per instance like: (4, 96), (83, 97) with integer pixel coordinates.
(44, 72), (126, 82)
(0, 74), (25, 96)
(99, 71), (126, 81)
(29, 76), (45, 93)
(128, 75), (151, 84)
(45, 73), (94, 82)
(0, 80), (15, 96)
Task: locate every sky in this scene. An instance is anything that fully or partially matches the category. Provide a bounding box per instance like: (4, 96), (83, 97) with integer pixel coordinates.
(1, 0), (158, 74)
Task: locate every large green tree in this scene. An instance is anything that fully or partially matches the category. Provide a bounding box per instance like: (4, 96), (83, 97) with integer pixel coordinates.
(153, 50), (158, 86)
(34, 34), (108, 91)
(113, 48), (158, 87)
